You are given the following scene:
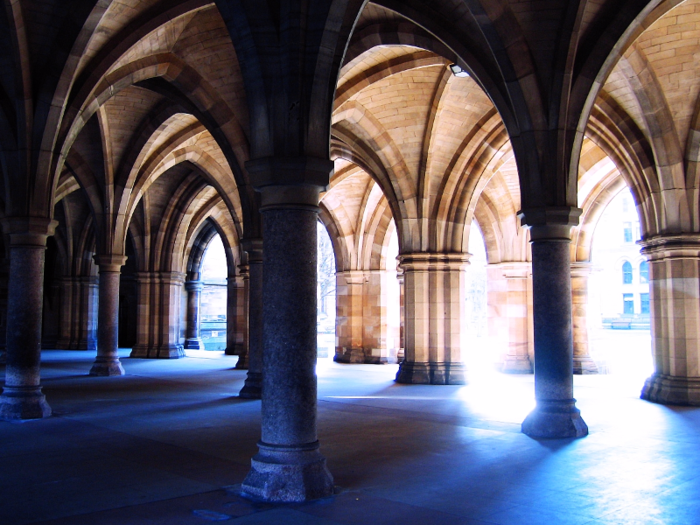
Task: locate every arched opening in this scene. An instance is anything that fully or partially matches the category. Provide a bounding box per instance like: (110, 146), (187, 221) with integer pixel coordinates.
(588, 187), (652, 382)
(464, 222), (488, 371)
(198, 234), (228, 351)
(317, 221), (336, 359)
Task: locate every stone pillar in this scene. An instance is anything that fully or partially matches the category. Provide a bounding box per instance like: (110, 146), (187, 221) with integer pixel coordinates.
(130, 271), (154, 358)
(240, 177), (333, 502)
(0, 217), (56, 420)
(363, 269), (390, 363)
(55, 277), (76, 349)
(226, 269), (247, 357)
(334, 270), (366, 363)
(396, 253), (469, 385)
(184, 279), (204, 349)
(90, 255), (127, 376)
(571, 262), (598, 374)
(519, 209), (588, 438)
(397, 269), (405, 363)
(239, 239), (262, 398)
(77, 276), (99, 350)
(640, 235), (700, 405)
(157, 272), (185, 358)
(0, 254), (8, 362)
(489, 262), (533, 373)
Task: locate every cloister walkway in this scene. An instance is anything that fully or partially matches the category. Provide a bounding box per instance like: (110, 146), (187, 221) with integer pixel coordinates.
(0, 346), (698, 525)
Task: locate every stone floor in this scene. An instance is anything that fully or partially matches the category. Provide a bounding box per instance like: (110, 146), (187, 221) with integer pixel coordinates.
(1, 346), (699, 525)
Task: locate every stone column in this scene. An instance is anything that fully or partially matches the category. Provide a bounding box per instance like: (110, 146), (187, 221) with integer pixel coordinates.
(363, 269), (389, 363)
(334, 270), (366, 363)
(0, 217), (56, 420)
(77, 276), (98, 350)
(571, 262), (598, 374)
(130, 271), (154, 358)
(519, 209), (588, 438)
(157, 271), (185, 358)
(184, 279), (204, 349)
(226, 269), (248, 357)
(396, 253), (469, 384)
(55, 277), (76, 349)
(397, 269), (405, 363)
(640, 235), (700, 405)
(90, 255), (127, 376)
(489, 262), (533, 373)
(239, 239), (262, 398)
(240, 175), (333, 502)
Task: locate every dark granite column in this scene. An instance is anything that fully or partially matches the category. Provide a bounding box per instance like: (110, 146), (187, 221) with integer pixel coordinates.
(519, 210), (588, 438)
(90, 255), (127, 376)
(184, 278), (204, 350)
(239, 239), (262, 398)
(241, 183), (333, 502)
(0, 218), (56, 420)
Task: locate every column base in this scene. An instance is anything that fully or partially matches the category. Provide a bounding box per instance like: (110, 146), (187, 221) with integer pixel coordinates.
(641, 373), (700, 406)
(235, 353), (249, 370)
(573, 356), (599, 375)
(334, 347), (365, 364)
(0, 385), (52, 420)
(239, 372), (262, 399)
(241, 442), (334, 502)
(522, 399), (588, 439)
(395, 361), (466, 384)
(77, 339), (97, 351)
(130, 345), (150, 358)
(158, 345), (185, 359)
(184, 338), (204, 350)
(89, 356), (125, 376)
(226, 343), (245, 356)
(502, 355), (533, 374)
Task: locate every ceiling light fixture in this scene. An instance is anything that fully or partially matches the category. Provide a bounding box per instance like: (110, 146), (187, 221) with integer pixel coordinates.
(449, 64), (470, 78)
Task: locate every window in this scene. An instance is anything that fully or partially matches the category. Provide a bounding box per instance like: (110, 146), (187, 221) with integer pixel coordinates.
(622, 261), (633, 284)
(623, 222), (633, 243)
(640, 261), (649, 284)
(623, 293), (634, 314)
(622, 197), (629, 213)
(640, 293), (650, 314)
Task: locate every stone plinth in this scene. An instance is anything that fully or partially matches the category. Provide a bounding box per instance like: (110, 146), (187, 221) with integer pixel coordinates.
(640, 235), (700, 406)
(395, 253), (469, 385)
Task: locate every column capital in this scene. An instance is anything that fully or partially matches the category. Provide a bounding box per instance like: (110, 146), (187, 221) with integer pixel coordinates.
(93, 255), (127, 272)
(1, 217), (57, 246)
(246, 156), (333, 191)
(518, 207), (581, 241)
(639, 233), (700, 261)
(398, 252), (470, 272)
